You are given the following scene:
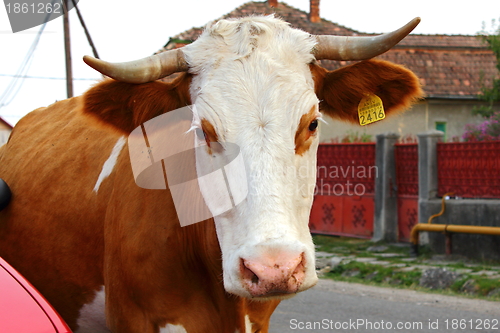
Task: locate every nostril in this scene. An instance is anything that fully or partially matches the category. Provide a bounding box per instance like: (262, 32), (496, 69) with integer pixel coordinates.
(292, 253), (306, 282)
(294, 253), (305, 274)
(241, 259), (260, 285)
(251, 272), (259, 284)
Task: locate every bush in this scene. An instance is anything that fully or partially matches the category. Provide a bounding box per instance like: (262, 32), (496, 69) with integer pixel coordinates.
(462, 112), (500, 141)
(341, 131), (373, 143)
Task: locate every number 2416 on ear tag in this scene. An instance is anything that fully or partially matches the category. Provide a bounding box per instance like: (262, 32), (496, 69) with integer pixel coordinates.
(358, 94), (385, 126)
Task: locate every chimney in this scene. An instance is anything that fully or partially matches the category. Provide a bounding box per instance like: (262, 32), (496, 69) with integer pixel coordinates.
(309, 0), (320, 23)
(268, 0), (278, 7)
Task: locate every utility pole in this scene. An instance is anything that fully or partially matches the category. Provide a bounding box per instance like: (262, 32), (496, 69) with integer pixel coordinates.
(62, 0), (73, 98)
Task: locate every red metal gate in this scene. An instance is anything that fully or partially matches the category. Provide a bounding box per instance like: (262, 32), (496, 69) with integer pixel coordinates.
(437, 141), (500, 198)
(309, 143), (376, 238)
(395, 143), (419, 242)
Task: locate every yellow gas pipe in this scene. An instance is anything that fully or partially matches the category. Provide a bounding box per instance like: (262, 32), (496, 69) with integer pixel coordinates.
(410, 193), (500, 256)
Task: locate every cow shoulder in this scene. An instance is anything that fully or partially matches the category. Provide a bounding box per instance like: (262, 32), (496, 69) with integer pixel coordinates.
(311, 59), (423, 123)
(82, 73), (192, 133)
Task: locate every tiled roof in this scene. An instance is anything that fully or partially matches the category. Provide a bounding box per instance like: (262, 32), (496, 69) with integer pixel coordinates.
(0, 116), (12, 129)
(157, 1), (499, 99)
(378, 45), (497, 98)
(158, 1), (358, 51)
(321, 35), (498, 98)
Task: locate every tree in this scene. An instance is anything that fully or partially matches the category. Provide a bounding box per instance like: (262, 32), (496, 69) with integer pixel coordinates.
(472, 19), (500, 118)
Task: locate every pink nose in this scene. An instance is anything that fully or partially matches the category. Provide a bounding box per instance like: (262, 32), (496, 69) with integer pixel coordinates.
(240, 252), (306, 297)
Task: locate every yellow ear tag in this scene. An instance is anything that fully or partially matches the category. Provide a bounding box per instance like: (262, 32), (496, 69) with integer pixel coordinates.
(358, 94), (385, 126)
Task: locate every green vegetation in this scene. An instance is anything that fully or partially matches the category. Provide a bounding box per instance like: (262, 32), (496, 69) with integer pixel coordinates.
(313, 235), (500, 300)
(472, 19), (500, 118)
(326, 261), (422, 287)
(476, 279), (500, 296)
(324, 131), (374, 143)
(463, 19), (500, 141)
(314, 235), (414, 258)
(341, 131), (373, 143)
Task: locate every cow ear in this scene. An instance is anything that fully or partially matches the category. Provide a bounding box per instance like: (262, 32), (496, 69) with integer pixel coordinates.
(311, 59), (423, 124)
(82, 73), (192, 134)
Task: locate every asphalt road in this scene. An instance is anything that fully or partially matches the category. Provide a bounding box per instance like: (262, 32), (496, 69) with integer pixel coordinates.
(269, 279), (500, 333)
(76, 278), (500, 333)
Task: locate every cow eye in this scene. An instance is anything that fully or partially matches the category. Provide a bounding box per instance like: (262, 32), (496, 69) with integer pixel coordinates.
(309, 119), (318, 132)
(196, 128), (207, 140)
(196, 128), (211, 148)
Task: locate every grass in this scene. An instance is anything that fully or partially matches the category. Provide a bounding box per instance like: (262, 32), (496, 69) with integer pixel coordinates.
(314, 235), (410, 256)
(313, 235), (500, 301)
(449, 276), (500, 297)
(476, 279), (500, 296)
(326, 261), (422, 287)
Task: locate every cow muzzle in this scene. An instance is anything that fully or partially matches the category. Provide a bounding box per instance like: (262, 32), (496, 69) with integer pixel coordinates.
(240, 252), (306, 297)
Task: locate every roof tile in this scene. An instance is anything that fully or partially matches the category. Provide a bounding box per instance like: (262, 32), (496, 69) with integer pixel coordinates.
(157, 1), (499, 99)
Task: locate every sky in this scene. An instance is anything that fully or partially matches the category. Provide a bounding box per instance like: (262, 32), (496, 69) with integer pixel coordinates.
(1, 0), (499, 126)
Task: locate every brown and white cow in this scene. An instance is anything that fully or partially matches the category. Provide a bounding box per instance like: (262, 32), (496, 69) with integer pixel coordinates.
(0, 16), (422, 333)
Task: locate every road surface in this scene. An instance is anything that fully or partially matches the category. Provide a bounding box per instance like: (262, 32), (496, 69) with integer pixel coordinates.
(269, 279), (500, 333)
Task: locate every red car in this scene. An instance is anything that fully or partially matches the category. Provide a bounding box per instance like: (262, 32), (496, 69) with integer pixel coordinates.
(0, 256), (72, 333)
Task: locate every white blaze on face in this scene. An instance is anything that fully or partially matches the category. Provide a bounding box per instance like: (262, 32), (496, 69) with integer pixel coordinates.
(193, 105), (249, 217)
(183, 16), (320, 298)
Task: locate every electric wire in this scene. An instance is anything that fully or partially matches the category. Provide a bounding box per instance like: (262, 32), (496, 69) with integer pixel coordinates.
(71, 0), (99, 59)
(0, 74), (98, 80)
(0, 21), (48, 109)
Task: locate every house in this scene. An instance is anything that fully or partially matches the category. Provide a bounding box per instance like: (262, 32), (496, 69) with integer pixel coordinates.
(0, 117), (12, 146)
(157, 0), (500, 142)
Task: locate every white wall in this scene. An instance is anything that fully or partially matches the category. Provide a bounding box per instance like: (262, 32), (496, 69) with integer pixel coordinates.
(319, 99), (495, 142)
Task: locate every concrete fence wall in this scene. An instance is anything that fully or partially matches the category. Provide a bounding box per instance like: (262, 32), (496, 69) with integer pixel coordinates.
(373, 131), (500, 261)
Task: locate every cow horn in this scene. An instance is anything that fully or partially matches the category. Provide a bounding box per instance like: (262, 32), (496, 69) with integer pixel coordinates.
(313, 17), (420, 60)
(83, 48), (189, 84)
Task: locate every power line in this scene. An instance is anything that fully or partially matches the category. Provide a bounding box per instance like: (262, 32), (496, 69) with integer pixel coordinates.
(71, 0), (99, 59)
(0, 0), (62, 109)
(0, 0), (101, 109)
(0, 74), (99, 81)
(0, 21), (47, 109)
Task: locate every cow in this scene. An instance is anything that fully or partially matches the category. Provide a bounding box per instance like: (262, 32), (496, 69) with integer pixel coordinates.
(0, 15), (423, 333)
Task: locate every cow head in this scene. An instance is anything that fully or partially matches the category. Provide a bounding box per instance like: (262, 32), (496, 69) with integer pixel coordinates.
(83, 16), (423, 299)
